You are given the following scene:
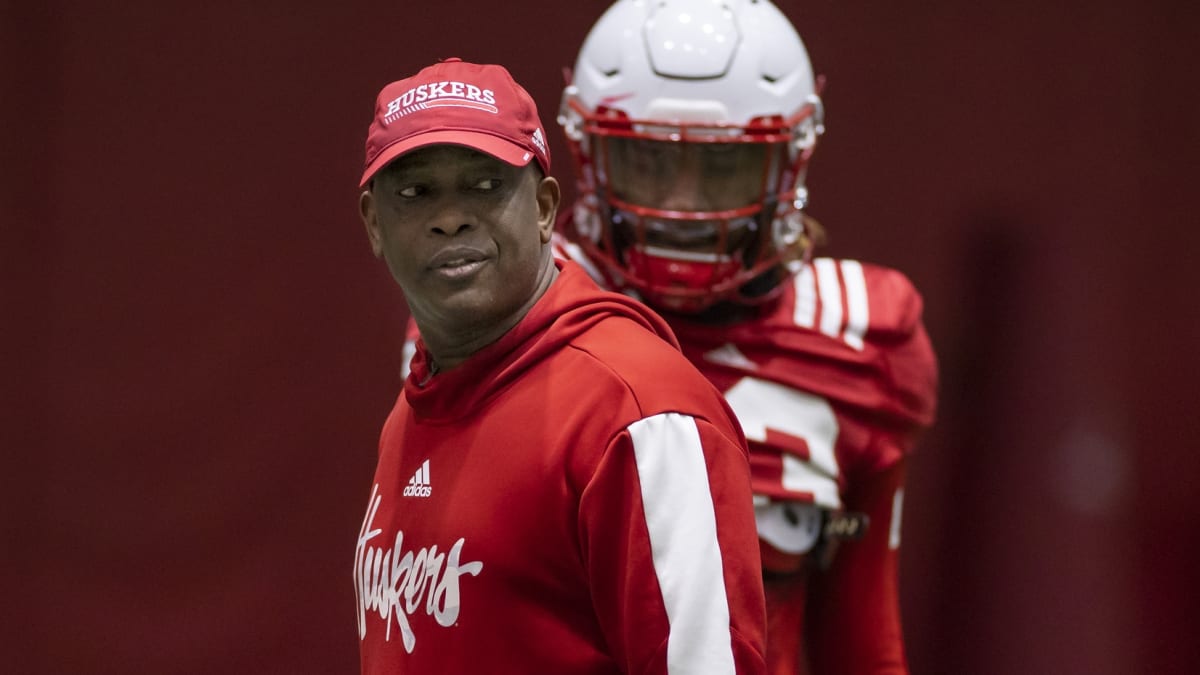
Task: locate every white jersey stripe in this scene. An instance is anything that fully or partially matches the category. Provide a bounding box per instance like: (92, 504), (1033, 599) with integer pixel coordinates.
(557, 239), (607, 284)
(792, 263), (817, 328)
(629, 413), (736, 675)
(814, 258), (843, 340)
(781, 454), (843, 510)
(840, 260), (869, 351)
(889, 488), (905, 550)
(400, 338), (417, 380)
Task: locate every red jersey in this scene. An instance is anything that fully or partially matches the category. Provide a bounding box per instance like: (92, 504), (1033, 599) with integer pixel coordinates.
(357, 261), (767, 674)
(666, 257), (937, 509)
(556, 233), (938, 675)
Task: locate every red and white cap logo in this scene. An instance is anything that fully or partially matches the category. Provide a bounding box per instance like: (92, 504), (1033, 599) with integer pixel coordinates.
(360, 58), (551, 186)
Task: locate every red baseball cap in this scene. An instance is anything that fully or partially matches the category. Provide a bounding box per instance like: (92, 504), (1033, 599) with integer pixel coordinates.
(360, 58), (551, 187)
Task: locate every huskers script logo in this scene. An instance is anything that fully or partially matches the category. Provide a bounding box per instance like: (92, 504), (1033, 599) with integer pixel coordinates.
(354, 483), (484, 652)
(384, 80), (498, 124)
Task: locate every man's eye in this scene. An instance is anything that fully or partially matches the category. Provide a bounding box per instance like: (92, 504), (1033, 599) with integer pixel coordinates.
(397, 185), (423, 198)
(474, 178), (501, 191)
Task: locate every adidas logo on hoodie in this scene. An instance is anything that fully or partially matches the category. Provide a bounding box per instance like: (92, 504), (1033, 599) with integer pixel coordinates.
(403, 459), (432, 498)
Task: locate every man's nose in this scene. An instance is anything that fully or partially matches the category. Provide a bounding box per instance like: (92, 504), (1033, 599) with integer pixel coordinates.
(426, 196), (475, 236)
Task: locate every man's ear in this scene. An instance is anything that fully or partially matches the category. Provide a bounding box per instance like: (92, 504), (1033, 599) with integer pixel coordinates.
(536, 174), (561, 244)
(359, 187), (384, 258)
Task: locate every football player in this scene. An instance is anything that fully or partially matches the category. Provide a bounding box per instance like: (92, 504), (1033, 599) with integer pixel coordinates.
(555, 1), (939, 673)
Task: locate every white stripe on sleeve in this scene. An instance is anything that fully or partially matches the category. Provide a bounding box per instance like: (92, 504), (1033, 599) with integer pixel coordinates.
(792, 262), (817, 328)
(889, 488), (905, 550)
(400, 338), (417, 379)
(840, 259), (869, 351)
(815, 258), (843, 340)
(628, 412), (736, 675)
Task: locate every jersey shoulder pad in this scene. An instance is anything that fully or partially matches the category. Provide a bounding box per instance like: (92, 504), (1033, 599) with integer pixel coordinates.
(785, 257), (927, 349)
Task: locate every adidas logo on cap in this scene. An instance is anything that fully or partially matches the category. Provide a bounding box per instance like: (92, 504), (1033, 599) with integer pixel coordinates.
(403, 459), (432, 498)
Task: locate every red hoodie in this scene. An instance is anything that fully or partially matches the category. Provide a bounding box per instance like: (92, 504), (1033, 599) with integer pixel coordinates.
(355, 261), (767, 674)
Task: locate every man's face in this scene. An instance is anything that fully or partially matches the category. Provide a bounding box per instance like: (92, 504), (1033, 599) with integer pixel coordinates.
(603, 138), (779, 254)
(360, 145), (557, 338)
(605, 138), (771, 214)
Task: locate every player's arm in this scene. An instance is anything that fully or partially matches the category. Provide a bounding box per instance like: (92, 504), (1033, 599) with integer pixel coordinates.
(806, 459), (909, 675)
(795, 262), (933, 674)
(579, 413), (767, 674)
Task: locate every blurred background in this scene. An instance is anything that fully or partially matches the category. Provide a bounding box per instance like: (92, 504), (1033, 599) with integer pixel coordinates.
(3, 0), (1197, 672)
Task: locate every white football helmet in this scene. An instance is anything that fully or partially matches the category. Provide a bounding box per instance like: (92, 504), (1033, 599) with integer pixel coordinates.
(559, 0), (825, 312)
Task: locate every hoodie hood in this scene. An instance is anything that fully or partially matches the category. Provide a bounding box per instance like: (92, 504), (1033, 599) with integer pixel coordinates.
(404, 260), (679, 422)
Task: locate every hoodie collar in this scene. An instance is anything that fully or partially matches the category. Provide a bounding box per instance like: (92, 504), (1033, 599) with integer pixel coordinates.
(404, 260), (677, 422)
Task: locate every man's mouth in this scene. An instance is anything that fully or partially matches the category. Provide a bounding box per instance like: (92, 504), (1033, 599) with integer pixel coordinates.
(428, 249), (489, 279)
(436, 256), (481, 268)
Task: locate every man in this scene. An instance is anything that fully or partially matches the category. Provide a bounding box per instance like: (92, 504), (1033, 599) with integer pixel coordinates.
(353, 57), (767, 674)
(555, 2), (939, 674)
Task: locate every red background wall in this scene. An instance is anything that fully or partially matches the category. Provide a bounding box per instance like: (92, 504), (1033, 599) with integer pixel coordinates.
(4, 1), (1197, 673)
